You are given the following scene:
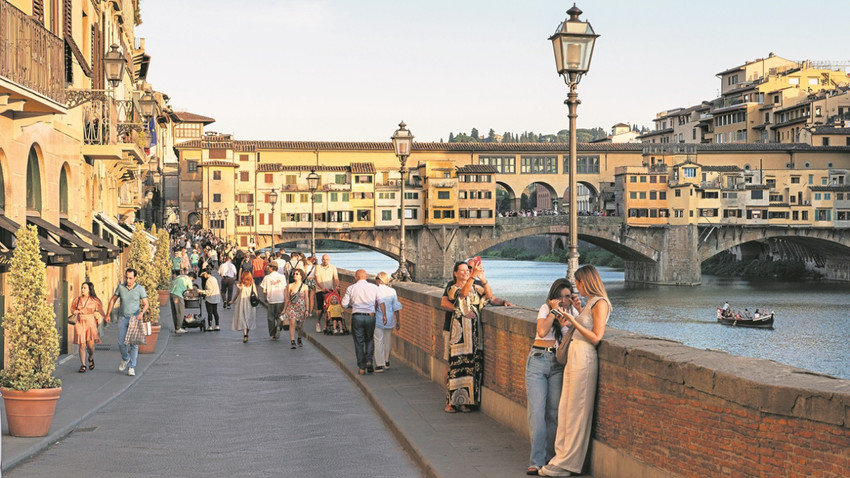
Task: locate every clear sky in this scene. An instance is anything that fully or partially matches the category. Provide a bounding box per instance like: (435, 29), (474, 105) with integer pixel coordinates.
(136, 0), (850, 142)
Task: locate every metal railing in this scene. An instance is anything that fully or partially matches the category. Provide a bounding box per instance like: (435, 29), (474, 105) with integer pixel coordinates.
(0, 0), (65, 104)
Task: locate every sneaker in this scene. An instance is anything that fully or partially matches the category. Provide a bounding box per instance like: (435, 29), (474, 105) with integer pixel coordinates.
(538, 465), (572, 477)
(175, 328), (186, 335)
(128, 368), (135, 377)
(374, 366), (384, 373)
(273, 327), (280, 340)
(297, 337), (302, 347)
(385, 361), (390, 369)
(118, 359), (129, 372)
(316, 323), (322, 333)
(366, 363), (374, 374)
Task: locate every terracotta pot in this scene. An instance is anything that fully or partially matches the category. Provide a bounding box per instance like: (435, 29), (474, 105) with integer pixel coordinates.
(158, 289), (169, 307)
(138, 324), (161, 354)
(1, 386), (62, 437)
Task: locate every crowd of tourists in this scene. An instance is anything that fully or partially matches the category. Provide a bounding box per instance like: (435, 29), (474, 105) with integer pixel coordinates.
(498, 209), (616, 218)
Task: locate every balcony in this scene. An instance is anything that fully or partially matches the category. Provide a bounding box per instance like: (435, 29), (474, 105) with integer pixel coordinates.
(0, 0), (67, 114)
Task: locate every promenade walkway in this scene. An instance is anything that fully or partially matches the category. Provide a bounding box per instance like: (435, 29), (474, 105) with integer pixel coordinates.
(0, 300), (551, 477)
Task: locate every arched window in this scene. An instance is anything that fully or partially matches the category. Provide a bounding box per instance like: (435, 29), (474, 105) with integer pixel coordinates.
(0, 156), (5, 212)
(59, 167), (69, 215)
(27, 146), (42, 213)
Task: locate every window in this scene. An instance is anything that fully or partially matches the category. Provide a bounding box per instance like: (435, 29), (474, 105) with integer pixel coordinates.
(674, 209), (684, 218)
(187, 161), (198, 173)
(240, 171), (249, 182)
(213, 193), (221, 203)
(357, 210), (371, 221)
(640, 176), (647, 183)
(285, 193), (294, 203)
(520, 156), (557, 174)
(265, 173), (273, 184)
(443, 210), (455, 219)
(822, 138), (830, 146)
(437, 191), (450, 200)
(213, 171), (222, 180)
(237, 193), (254, 203)
(789, 77), (799, 85)
(433, 210), (441, 219)
(650, 191), (657, 200)
(330, 192), (338, 202)
(478, 155), (516, 174)
(683, 167), (696, 178)
(630, 176), (637, 183)
(576, 156), (600, 174)
(382, 210), (392, 221)
(808, 174), (814, 184)
(342, 193), (349, 202)
(355, 175), (372, 184)
(629, 192), (637, 200)
(675, 189), (681, 197)
(815, 209), (831, 221)
(239, 154), (249, 162)
(335, 174), (347, 184)
(300, 194), (308, 203)
(791, 176), (800, 184)
(315, 194), (323, 204)
(458, 191), (467, 199)
(751, 190), (763, 200)
(404, 192), (419, 200)
(825, 193), (831, 200)
(639, 192), (646, 199)
(378, 192), (396, 200)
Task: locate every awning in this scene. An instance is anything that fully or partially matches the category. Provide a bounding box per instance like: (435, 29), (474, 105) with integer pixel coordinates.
(93, 213), (133, 246)
(120, 221), (157, 243)
(0, 214), (73, 268)
(28, 216), (101, 262)
(60, 218), (121, 260)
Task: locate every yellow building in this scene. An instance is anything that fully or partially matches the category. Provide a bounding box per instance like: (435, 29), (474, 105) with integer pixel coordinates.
(457, 165), (498, 226)
(418, 160), (458, 226)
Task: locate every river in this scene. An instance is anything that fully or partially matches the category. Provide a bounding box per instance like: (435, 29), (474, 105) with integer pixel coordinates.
(325, 248), (850, 380)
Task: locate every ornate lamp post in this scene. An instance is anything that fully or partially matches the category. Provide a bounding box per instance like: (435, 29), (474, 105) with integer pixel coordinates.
(549, 4), (598, 289)
(139, 91), (157, 120)
(204, 209), (210, 230)
(233, 205), (240, 244)
(306, 169), (320, 256)
(103, 44), (125, 88)
(269, 189), (279, 252)
(247, 201), (255, 248)
(223, 208), (229, 242)
(391, 121), (414, 281)
(215, 211), (222, 239)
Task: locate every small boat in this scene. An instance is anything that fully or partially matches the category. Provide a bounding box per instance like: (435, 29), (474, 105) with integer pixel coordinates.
(716, 308), (775, 329)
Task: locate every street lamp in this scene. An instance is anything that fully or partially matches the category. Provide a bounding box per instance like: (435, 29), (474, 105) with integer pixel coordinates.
(247, 201), (255, 248)
(224, 208), (230, 242)
(103, 44), (125, 88)
(306, 169), (320, 256)
(233, 205), (240, 243)
(549, 4), (598, 290)
(204, 209), (210, 230)
(269, 189), (279, 252)
(139, 91), (157, 120)
(391, 121), (414, 281)
(216, 211), (222, 239)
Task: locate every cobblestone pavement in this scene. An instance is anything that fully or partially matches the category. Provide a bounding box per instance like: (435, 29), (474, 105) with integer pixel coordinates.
(6, 306), (422, 478)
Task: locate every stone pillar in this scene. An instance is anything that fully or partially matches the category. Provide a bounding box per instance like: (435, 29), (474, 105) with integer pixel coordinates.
(624, 225), (700, 285)
(407, 225), (460, 286)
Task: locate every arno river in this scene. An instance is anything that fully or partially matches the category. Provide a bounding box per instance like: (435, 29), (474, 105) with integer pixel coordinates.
(329, 249), (850, 380)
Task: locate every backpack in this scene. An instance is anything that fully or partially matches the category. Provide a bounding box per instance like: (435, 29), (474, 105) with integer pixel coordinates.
(287, 260), (303, 282)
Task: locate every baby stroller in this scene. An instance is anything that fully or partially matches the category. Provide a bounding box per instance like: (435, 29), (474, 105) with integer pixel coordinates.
(322, 290), (349, 336)
(182, 286), (206, 332)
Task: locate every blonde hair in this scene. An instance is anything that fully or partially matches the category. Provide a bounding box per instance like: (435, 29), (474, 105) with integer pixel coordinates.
(376, 272), (390, 284)
(574, 264), (607, 299)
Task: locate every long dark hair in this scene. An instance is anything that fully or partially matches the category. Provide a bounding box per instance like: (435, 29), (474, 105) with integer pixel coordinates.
(546, 278), (572, 342)
(82, 281), (99, 300)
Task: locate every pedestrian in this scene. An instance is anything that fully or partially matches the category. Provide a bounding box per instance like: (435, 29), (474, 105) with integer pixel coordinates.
(180, 249), (191, 275)
(70, 282), (106, 373)
(314, 253), (339, 333)
(341, 269), (379, 374)
(230, 271), (257, 343)
(105, 268), (150, 377)
(171, 249), (182, 277)
(190, 248), (200, 273)
(169, 271), (196, 335)
(283, 268), (311, 349)
(199, 270), (221, 331)
(261, 262), (288, 340)
(218, 256), (237, 308)
(373, 272), (402, 373)
(251, 252), (267, 288)
(524, 278), (579, 476)
(538, 265), (611, 478)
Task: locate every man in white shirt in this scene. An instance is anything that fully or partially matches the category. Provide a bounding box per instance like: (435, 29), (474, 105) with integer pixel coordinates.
(218, 257), (237, 309)
(314, 254), (340, 332)
(341, 269), (381, 375)
(261, 263), (288, 340)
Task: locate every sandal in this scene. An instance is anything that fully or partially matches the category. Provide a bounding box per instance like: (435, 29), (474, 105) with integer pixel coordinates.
(444, 403), (457, 413)
(527, 466), (540, 475)
(459, 405), (473, 413)
(89, 357), (95, 370)
(243, 335), (248, 343)
(78, 365), (87, 373)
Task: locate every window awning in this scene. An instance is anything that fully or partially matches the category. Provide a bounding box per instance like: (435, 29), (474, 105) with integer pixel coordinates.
(0, 214), (73, 268)
(93, 213), (133, 246)
(120, 221), (157, 243)
(28, 216), (101, 263)
(60, 218), (121, 260)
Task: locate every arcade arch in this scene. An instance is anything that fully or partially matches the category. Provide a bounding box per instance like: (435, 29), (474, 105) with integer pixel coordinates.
(26, 144), (43, 214)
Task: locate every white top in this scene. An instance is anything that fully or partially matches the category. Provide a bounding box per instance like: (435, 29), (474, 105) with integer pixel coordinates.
(535, 303), (578, 342)
(202, 276), (221, 304)
(218, 261), (237, 279)
(342, 279), (379, 314)
(261, 271), (288, 304)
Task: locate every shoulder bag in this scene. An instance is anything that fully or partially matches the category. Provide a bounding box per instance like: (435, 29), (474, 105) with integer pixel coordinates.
(250, 284), (260, 307)
(555, 326), (575, 365)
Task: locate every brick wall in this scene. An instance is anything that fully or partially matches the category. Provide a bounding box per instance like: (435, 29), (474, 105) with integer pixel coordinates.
(338, 271), (850, 478)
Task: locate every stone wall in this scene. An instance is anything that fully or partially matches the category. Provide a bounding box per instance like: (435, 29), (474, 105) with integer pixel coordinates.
(338, 271), (850, 478)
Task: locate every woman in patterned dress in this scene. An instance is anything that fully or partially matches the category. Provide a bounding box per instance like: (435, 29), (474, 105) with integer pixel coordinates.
(283, 268), (311, 349)
(70, 282), (106, 373)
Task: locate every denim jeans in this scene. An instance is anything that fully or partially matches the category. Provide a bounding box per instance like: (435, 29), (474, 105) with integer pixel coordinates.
(525, 348), (564, 468)
(118, 313), (140, 368)
(351, 313), (376, 369)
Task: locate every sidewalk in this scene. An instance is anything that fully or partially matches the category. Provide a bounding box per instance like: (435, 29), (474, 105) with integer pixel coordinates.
(0, 305), (172, 472)
(1, 301), (539, 477)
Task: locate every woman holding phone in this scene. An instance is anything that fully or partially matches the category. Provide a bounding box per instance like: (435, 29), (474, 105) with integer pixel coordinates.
(538, 265), (611, 477)
(524, 279), (580, 476)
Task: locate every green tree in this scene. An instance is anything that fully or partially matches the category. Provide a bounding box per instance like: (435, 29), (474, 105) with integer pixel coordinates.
(448, 132), (455, 142)
(153, 225), (172, 290)
(471, 128), (479, 140)
(127, 225), (159, 324)
(0, 225), (61, 391)
(487, 128), (496, 142)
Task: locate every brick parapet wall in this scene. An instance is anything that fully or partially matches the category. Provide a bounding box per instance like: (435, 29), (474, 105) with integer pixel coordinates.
(338, 271), (850, 478)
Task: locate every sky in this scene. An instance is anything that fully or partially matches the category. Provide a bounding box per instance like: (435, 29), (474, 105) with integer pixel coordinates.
(136, 0), (850, 142)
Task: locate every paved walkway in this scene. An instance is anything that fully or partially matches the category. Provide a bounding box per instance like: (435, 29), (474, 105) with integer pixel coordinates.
(1, 298), (538, 477)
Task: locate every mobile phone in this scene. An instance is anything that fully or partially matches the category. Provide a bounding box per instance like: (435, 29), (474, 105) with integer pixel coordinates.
(551, 309), (564, 318)
(473, 256), (481, 267)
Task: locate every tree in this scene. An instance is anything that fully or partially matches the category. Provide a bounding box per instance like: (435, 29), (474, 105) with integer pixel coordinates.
(153, 224), (172, 291)
(471, 128), (479, 140)
(127, 225), (159, 324)
(0, 225), (61, 391)
(448, 132), (455, 142)
(487, 128), (496, 142)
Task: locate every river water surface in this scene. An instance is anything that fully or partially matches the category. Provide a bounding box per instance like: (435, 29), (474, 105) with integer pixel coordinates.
(327, 249), (850, 380)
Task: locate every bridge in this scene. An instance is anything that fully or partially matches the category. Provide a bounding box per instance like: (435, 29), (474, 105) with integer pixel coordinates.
(266, 217), (850, 285)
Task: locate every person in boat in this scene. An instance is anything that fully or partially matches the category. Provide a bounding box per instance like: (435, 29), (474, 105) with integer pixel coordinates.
(744, 308), (751, 319)
(753, 309), (760, 320)
(722, 301), (730, 313)
(734, 310), (743, 320)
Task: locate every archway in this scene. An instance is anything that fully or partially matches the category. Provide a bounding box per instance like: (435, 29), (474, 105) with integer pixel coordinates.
(27, 144), (43, 214)
(187, 212), (201, 227)
(520, 181), (559, 213)
(561, 181), (600, 214)
(495, 181), (516, 214)
(59, 163), (71, 216)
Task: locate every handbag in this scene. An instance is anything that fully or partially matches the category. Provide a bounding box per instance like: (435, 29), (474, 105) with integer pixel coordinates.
(250, 284), (260, 307)
(555, 326), (575, 365)
(67, 313), (78, 325)
(124, 317), (147, 346)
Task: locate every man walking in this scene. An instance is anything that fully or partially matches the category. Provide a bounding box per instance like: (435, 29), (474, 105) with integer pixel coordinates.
(252, 252), (268, 288)
(373, 272), (402, 373)
(218, 256), (237, 308)
(170, 271), (196, 335)
(261, 263), (288, 340)
(105, 268), (150, 377)
(314, 253), (339, 332)
(341, 269), (380, 375)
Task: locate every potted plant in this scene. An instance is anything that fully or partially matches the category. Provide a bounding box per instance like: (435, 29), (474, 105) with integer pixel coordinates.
(0, 225), (62, 437)
(152, 224), (172, 306)
(126, 225), (160, 353)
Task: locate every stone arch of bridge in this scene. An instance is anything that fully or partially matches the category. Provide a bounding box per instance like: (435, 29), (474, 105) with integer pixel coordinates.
(560, 181), (601, 213)
(495, 181), (517, 212)
(274, 236), (400, 263)
(697, 227), (850, 264)
(520, 180), (560, 211)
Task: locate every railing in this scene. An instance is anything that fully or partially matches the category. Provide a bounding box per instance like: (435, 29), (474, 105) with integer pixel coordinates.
(77, 95), (148, 146)
(0, 0), (65, 104)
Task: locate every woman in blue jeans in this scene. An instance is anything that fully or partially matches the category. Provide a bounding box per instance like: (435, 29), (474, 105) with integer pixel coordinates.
(525, 278), (579, 475)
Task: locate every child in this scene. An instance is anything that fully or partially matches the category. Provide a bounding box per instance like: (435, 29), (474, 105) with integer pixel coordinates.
(326, 293), (345, 335)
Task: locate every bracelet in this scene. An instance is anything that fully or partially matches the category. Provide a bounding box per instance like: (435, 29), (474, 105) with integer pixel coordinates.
(481, 281), (488, 286)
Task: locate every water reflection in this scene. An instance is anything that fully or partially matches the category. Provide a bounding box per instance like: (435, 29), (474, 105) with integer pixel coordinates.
(328, 250), (850, 380)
